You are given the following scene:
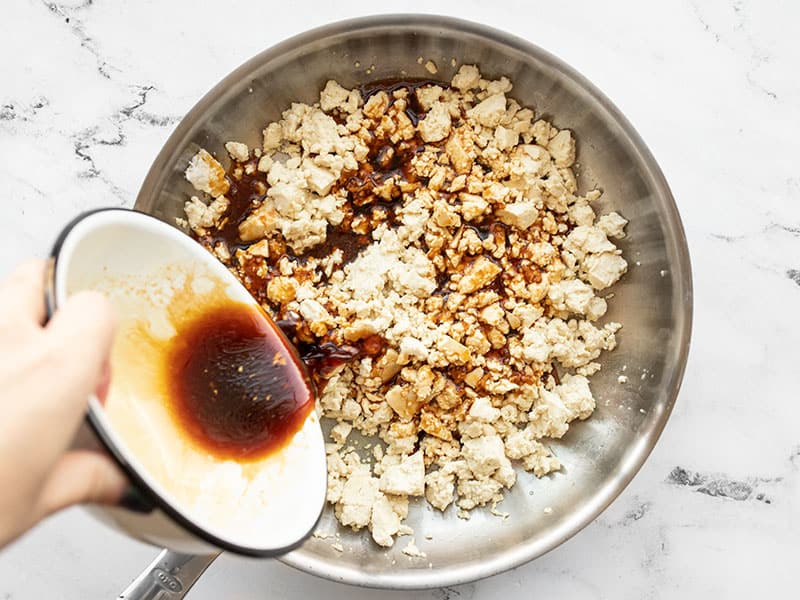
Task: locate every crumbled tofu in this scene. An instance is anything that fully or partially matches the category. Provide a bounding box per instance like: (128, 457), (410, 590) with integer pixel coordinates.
(467, 93), (507, 128)
(238, 203), (276, 242)
(556, 374), (594, 420)
(584, 252), (628, 290)
(299, 109), (344, 155)
(569, 199), (595, 227)
(468, 397), (501, 423)
(418, 101), (452, 143)
(330, 421), (353, 445)
(494, 125), (519, 151)
(320, 80), (350, 112)
(459, 193), (488, 221)
(547, 279), (595, 316)
(319, 80), (361, 114)
(416, 85), (444, 110)
(337, 468), (379, 529)
(425, 470), (455, 510)
(462, 435), (511, 479)
(267, 276), (297, 304)
(183, 196), (229, 232)
(224, 141), (250, 162)
(402, 538), (426, 558)
(496, 201), (538, 230)
(364, 91), (389, 119)
(398, 336), (429, 364)
(303, 161), (337, 196)
(379, 451), (425, 496)
(564, 225), (616, 259)
(299, 298), (332, 329)
(437, 334), (470, 365)
(457, 257), (502, 294)
(185, 149), (230, 197)
(446, 129), (476, 174)
(547, 130), (576, 167)
(181, 65), (628, 548)
(369, 492), (403, 547)
(597, 212), (628, 239)
(456, 475), (503, 510)
(451, 64), (481, 91)
(247, 239), (269, 258)
(257, 155), (273, 173)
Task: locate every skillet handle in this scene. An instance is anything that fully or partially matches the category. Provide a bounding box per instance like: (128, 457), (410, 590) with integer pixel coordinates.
(117, 550), (219, 599)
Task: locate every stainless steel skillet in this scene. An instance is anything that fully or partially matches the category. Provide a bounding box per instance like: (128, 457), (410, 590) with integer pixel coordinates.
(123, 14), (692, 596)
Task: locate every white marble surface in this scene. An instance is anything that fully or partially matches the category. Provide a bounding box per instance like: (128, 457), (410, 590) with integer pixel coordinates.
(1, 1), (798, 598)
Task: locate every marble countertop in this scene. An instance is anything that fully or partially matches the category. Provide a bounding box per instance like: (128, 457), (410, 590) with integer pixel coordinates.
(1, 1), (798, 598)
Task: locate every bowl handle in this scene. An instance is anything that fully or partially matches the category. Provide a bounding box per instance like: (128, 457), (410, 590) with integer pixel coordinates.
(117, 549), (219, 599)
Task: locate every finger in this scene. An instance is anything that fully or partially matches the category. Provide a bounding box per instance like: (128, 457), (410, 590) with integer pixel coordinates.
(0, 259), (47, 327)
(37, 450), (128, 516)
(44, 290), (117, 413)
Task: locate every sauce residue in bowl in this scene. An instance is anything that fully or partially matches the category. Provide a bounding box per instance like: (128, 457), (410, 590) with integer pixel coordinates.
(94, 261), (326, 547)
(165, 301), (314, 462)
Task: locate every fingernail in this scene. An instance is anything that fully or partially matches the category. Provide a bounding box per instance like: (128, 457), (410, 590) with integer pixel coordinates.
(95, 360), (112, 404)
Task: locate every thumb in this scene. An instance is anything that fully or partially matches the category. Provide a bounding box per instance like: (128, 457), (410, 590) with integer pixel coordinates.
(45, 290), (117, 417)
(38, 450), (128, 517)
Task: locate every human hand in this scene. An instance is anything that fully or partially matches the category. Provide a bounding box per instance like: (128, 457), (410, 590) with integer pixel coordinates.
(0, 259), (128, 548)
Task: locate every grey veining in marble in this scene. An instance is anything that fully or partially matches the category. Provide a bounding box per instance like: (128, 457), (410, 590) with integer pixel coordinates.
(1, 1), (798, 598)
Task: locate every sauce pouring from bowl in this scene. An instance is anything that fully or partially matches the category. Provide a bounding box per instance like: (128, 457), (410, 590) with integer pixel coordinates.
(48, 208), (328, 558)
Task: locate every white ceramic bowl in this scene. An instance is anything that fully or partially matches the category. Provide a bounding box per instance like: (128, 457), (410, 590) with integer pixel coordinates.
(48, 208), (327, 557)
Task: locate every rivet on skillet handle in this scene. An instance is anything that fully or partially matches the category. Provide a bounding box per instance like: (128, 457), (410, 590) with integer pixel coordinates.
(117, 550), (219, 600)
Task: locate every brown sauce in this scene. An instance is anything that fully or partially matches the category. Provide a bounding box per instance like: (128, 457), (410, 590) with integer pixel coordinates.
(208, 169), (267, 251)
(550, 363), (561, 386)
(206, 78), (446, 265)
(340, 132), (424, 208)
(305, 228), (370, 265)
(359, 77), (447, 124)
(275, 311), (383, 382)
(299, 342), (360, 380)
(238, 254), (269, 305)
(164, 301), (314, 462)
(192, 79), (452, 391)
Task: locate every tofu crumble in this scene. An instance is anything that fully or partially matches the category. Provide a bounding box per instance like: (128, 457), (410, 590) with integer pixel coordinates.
(180, 66), (628, 549)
